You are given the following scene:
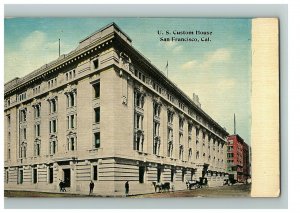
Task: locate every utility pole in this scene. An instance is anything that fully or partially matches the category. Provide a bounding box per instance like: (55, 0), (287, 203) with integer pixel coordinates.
(234, 113), (236, 134)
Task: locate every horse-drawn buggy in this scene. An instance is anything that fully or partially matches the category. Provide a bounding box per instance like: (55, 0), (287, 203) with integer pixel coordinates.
(186, 177), (208, 190)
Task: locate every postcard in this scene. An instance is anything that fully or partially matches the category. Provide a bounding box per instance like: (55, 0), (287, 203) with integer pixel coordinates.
(3, 17), (279, 198)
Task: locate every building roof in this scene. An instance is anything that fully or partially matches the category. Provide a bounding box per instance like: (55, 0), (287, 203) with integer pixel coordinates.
(4, 22), (130, 93)
(228, 134), (249, 148)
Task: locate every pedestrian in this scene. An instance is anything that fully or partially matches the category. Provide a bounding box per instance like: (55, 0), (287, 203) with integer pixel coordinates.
(59, 180), (63, 192)
(89, 180), (94, 195)
(125, 181), (129, 197)
(62, 181), (66, 192)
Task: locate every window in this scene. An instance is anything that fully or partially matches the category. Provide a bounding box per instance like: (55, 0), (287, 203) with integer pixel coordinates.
(36, 143), (40, 156)
(18, 92), (27, 101)
(7, 115), (11, 127)
(49, 167), (53, 183)
(8, 148), (11, 159)
(5, 98), (10, 107)
(167, 142), (173, 158)
(196, 151), (200, 159)
(20, 109), (27, 122)
(135, 114), (143, 130)
(179, 118), (184, 130)
(34, 105), (41, 118)
(53, 120), (57, 132)
(35, 124), (40, 137)
(93, 165), (98, 181)
(153, 139), (160, 155)
(34, 140), (41, 156)
(167, 111), (173, 124)
(23, 128), (27, 140)
(188, 148), (192, 161)
(168, 128), (173, 141)
(179, 102), (185, 111)
(135, 92), (144, 108)
(20, 143), (27, 158)
(67, 93), (75, 107)
(188, 124), (192, 135)
(153, 103), (160, 117)
(50, 140), (56, 155)
(167, 93), (174, 103)
(50, 99), (57, 113)
(50, 120), (57, 133)
(93, 59), (99, 69)
(48, 78), (57, 89)
(94, 132), (100, 148)
(68, 115), (75, 129)
(135, 134), (143, 152)
(154, 122), (159, 136)
(139, 166), (145, 183)
(179, 145), (184, 160)
(93, 82), (100, 98)
(94, 107), (100, 123)
(69, 137), (76, 151)
(33, 167), (37, 184)
(227, 153), (234, 158)
(179, 133), (183, 144)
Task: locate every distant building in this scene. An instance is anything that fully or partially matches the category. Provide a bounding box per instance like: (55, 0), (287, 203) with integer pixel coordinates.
(4, 23), (229, 196)
(226, 134), (250, 183)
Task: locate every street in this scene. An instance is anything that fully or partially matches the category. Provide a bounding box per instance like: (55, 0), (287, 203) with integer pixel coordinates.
(5, 184), (251, 198)
(131, 184), (251, 198)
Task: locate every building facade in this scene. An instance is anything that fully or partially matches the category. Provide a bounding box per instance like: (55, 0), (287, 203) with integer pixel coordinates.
(226, 134), (250, 183)
(4, 23), (229, 196)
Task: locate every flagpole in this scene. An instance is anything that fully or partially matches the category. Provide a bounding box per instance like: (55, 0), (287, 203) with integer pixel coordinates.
(166, 60), (168, 78)
(167, 65), (168, 78)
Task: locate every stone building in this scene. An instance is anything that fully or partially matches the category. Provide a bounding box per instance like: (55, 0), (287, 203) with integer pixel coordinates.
(4, 23), (228, 196)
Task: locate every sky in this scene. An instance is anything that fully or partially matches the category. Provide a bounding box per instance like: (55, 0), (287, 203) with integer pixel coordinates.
(4, 18), (252, 145)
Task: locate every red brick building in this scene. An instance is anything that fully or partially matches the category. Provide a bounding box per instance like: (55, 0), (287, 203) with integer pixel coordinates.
(226, 134), (250, 183)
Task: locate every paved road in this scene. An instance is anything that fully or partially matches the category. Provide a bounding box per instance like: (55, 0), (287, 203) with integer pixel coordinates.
(5, 184), (251, 198)
(131, 184), (251, 198)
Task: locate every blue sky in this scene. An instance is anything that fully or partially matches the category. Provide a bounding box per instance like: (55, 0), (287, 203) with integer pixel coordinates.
(4, 18), (251, 144)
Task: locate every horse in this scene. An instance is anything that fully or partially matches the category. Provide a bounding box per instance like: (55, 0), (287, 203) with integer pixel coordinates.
(152, 182), (170, 192)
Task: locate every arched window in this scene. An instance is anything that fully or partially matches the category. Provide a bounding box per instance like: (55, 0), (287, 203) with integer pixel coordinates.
(179, 145), (184, 160)
(135, 133), (144, 152)
(153, 138), (160, 155)
(168, 141), (173, 158)
(34, 140), (41, 156)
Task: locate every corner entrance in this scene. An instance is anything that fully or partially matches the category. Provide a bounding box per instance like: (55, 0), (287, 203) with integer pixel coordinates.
(63, 169), (71, 187)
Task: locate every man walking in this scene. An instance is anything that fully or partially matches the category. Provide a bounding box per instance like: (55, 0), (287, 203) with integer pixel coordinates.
(89, 180), (94, 195)
(59, 180), (63, 192)
(125, 181), (129, 197)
